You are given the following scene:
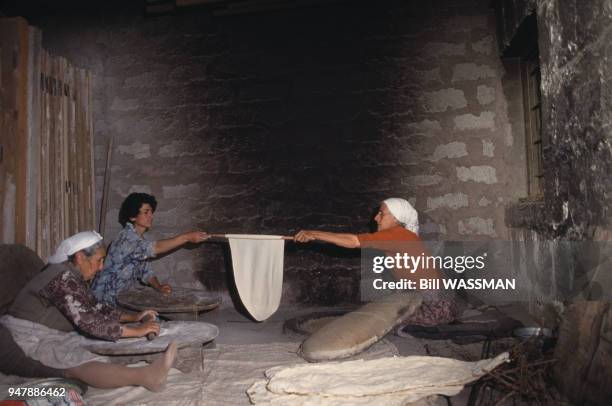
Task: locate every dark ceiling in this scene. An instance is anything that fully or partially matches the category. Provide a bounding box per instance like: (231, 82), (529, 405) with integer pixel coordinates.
(0, 0), (359, 19)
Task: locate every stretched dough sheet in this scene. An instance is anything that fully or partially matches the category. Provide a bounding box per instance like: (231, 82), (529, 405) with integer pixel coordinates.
(227, 234), (285, 321)
(268, 352), (509, 396)
(248, 352), (509, 404)
(248, 378), (455, 405)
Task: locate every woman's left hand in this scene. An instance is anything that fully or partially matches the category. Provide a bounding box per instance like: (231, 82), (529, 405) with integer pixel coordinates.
(136, 309), (159, 322)
(157, 283), (172, 294)
(294, 230), (317, 242)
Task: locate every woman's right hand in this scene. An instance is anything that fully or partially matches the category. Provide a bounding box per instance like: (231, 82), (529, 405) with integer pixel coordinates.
(136, 321), (160, 337)
(182, 231), (209, 243)
(121, 320), (161, 338)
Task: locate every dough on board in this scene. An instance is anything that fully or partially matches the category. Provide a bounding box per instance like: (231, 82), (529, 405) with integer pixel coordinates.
(226, 235), (285, 321)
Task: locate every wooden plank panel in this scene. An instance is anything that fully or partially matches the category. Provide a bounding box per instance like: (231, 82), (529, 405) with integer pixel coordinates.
(37, 50), (51, 259)
(81, 69), (95, 231)
(50, 54), (63, 251)
(42, 50), (53, 257)
(2, 17), (95, 254)
(0, 17), (29, 244)
(26, 26), (42, 251)
(56, 55), (66, 245)
(45, 52), (55, 254)
(86, 70), (96, 231)
(0, 110), (17, 243)
(67, 61), (78, 235)
(15, 17), (29, 245)
(67, 62), (75, 235)
(75, 67), (86, 232)
(60, 56), (71, 236)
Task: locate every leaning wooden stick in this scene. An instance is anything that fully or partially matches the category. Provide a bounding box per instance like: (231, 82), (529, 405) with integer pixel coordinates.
(208, 233), (294, 240)
(98, 136), (113, 235)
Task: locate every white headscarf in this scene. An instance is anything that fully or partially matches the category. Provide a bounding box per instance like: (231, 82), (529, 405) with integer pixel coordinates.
(48, 231), (103, 264)
(383, 198), (419, 235)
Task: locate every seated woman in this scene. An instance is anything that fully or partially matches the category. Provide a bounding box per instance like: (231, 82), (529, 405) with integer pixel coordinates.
(294, 197), (458, 326)
(91, 192), (209, 305)
(1, 231), (177, 391)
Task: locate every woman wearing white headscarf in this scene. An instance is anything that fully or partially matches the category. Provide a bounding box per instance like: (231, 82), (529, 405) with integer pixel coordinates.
(0, 231), (177, 391)
(294, 198), (458, 326)
(294, 198), (420, 249)
(9, 231), (159, 340)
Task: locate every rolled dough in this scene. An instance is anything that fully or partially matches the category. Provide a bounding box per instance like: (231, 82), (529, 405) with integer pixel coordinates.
(300, 292), (423, 361)
(227, 235), (285, 321)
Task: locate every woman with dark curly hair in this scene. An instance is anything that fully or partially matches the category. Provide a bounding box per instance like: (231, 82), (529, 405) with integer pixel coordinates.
(91, 192), (208, 305)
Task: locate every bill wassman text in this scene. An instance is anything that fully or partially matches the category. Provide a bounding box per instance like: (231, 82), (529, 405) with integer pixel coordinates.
(372, 278), (516, 290)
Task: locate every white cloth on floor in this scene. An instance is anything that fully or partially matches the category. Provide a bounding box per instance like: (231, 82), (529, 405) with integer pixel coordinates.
(0, 314), (107, 369)
(226, 235), (285, 321)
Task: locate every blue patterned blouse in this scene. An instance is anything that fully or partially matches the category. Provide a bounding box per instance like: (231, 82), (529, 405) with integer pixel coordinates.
(91, 223), (156, 305)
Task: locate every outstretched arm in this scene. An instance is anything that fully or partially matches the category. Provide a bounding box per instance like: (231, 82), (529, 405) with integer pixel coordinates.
(154, 231), (209, 255)
(294, 230), (361, 249)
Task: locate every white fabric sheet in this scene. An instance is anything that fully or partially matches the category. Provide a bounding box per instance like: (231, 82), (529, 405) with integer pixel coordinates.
(0, 314), (107, 369)
(226, 235), (285, 321)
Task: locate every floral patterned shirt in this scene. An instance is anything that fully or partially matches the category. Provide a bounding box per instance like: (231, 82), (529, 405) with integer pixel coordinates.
(36, 263), (123, 341)
(90, 223), (156, 305)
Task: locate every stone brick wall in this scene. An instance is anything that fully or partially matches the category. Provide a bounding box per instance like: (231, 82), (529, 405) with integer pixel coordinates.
(30, 0), (525, 305)
(537, 0), (612, 238)
(496, 0), (612, 324)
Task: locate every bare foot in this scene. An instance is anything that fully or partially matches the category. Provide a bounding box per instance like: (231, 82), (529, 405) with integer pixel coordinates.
(144, 341), (178, 392)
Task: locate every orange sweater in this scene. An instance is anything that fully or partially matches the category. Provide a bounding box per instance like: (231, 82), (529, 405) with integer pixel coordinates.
(357, 226), (442, 283)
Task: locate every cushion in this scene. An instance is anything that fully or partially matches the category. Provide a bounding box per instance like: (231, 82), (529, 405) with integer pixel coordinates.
(0, 244), (44, 314)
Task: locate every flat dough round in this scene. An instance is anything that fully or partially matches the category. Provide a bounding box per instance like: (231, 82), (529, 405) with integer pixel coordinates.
(117, 287), (221, 313)
(82, 321), (219, 355)
(226, 234), (285, 321)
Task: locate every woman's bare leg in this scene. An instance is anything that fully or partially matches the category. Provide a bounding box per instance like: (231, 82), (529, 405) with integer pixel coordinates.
(65, 342), (178, 392)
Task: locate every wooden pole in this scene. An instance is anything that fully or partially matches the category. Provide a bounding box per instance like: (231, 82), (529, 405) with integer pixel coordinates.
(209, 233), (294, 240)
(98, 136), (113, 235)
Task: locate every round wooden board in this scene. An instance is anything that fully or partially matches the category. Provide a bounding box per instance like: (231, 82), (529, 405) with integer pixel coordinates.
(117, 287), (222, 313)
(82, 321), (219, 355)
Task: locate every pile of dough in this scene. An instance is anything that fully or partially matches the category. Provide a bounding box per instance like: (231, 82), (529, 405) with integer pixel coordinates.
(247, 352), (509, 405)
(227, 234), (285, 321)
(300, 292), (423, 361)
